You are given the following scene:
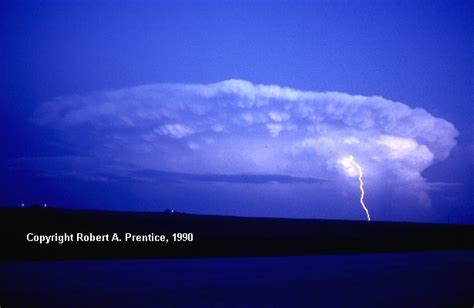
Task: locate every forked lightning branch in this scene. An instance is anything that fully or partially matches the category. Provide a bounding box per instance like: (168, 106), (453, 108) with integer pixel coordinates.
(339, 155), (372, 221)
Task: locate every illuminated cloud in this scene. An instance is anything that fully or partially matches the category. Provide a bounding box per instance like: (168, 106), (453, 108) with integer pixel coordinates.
(266, 123), (283, 137)
(155, 124), (194, 139)
(33, 79), (458, 205)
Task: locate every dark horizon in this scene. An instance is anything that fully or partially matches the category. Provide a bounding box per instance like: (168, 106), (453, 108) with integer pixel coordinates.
(2, 204), (473, 226)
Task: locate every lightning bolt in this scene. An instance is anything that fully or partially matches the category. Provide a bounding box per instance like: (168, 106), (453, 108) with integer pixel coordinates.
(348, 155), (371, 221)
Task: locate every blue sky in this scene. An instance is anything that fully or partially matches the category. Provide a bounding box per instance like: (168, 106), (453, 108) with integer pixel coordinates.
(1, 0), (472, 223)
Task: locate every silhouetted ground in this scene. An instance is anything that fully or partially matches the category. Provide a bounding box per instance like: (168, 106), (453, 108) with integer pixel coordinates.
(0, 207), (473, 260)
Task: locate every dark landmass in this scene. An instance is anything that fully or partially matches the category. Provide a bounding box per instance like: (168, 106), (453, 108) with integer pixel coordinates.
(0, 207), (473, 260)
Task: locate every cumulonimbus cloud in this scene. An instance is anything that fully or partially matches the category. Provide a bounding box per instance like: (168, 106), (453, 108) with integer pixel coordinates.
(33, 79), (458, 205)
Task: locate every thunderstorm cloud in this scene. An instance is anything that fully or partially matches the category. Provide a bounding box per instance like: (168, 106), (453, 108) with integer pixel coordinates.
(33, 79), (458, 206)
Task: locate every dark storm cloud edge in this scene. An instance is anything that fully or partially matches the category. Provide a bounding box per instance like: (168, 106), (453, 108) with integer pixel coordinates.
(130, 169), (327, 184)
(7, 157), (326, 185)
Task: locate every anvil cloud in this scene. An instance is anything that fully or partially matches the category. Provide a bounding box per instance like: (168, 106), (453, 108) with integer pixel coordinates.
(34, 79), (458, 206)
